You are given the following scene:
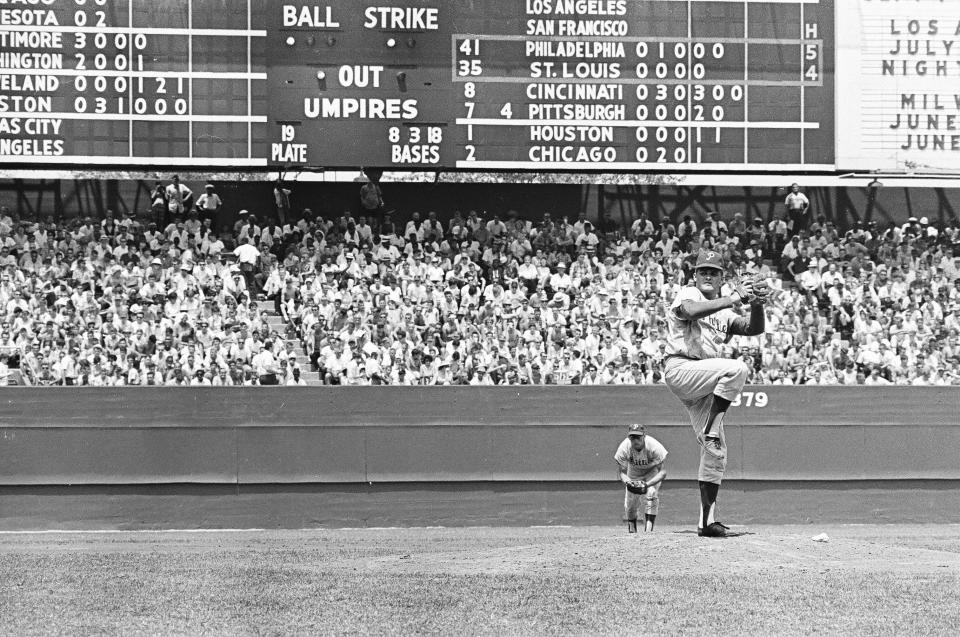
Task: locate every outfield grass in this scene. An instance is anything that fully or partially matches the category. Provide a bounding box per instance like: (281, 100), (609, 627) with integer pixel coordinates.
(1, 525), (958, 636)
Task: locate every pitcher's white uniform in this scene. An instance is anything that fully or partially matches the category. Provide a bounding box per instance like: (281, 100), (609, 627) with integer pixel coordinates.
(613, 435), (668, 519)
(663, 285), (750, 483)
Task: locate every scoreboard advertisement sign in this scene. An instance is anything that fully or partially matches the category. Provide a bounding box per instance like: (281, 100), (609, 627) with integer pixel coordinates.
(836, 0), (960, 173)
(0, 0), (942, 173)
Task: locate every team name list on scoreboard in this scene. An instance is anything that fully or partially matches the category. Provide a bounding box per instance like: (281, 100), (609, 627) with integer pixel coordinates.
(448, 0), (833, 170)
(0, 0), (269, 165)
(0, 0), (835, 170)
(0, 0), (68, 156)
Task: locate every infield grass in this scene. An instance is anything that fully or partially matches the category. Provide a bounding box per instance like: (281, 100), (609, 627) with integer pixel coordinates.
(1, 525), (958, 636)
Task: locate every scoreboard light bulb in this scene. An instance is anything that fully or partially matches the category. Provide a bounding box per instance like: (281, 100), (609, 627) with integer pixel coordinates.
(306, 35), (315, 46)
(316, 71), (327, 90)
(326, 36), (336, 46)
(285, 36), (296, 46)
(386, 38), (397, 47)
(396, 72), (407, 93)
(406, 38), (416, 48)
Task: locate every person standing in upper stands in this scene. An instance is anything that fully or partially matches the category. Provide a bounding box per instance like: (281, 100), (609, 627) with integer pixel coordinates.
(233, 236), (261, 296)
(165, 175), (193, 220)
(785, 183), (810, 234)
(195, 184), (222, 232)
(150, 181), (167, 227)
(274, 177), (292, 226)
(360, 178), (384, 220)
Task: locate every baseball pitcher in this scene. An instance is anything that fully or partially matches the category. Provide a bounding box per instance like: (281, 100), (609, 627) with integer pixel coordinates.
(663, 250), (768, 537)
(614, 423), (668, 533)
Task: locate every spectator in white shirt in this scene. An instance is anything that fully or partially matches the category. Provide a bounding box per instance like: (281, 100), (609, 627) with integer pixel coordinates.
(165, 175), (193, 218)
(196, 184), (222, 230)
(233, 236), (261, 295)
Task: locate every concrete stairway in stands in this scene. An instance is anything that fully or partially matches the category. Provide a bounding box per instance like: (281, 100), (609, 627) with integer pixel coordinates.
(256, 300), (323, 386)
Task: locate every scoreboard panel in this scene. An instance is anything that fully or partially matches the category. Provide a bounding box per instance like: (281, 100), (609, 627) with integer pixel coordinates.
(0, 0), (840, 171)
(0, 0), (269, 165)
(448, 0), (834, 171)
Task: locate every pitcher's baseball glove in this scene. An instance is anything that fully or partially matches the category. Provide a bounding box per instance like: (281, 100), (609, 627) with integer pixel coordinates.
(626, 480), (648, 495)
(747, 276), (772, 304)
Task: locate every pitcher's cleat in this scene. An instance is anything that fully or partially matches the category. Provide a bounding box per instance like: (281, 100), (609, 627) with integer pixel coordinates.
(698, 522), (729, 537)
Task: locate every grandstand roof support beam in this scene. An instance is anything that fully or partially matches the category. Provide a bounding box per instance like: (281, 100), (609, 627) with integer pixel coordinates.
(934, 189), (957, 226)
(106, 180), (120, 217)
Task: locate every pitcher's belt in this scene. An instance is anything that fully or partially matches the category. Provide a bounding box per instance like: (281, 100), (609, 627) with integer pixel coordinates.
(664, 353), (702, 363)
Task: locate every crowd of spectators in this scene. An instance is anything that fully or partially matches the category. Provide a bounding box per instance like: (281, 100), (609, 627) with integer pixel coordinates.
(1, 177), (959, 386)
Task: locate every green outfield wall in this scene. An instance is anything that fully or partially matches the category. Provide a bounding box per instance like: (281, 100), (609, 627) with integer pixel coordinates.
(0, 387), (956, 486)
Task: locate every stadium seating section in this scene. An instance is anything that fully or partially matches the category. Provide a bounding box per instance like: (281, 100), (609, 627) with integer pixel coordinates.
(0, 189), (957, 386)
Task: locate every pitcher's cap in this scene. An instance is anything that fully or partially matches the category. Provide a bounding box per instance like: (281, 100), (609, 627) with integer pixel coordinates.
(627, 423), (646, 437)
(694, 250), (724, 270)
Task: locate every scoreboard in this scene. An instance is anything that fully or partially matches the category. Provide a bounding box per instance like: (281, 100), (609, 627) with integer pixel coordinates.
(0, 1), (944, 174)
